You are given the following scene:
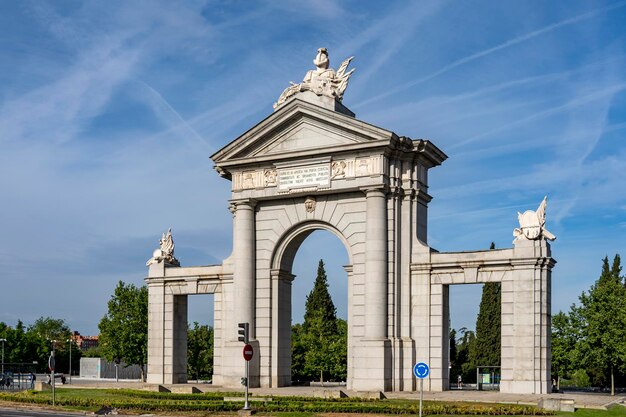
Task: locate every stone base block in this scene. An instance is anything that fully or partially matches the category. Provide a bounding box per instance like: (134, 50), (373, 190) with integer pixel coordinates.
(34, 381), (51, 391)
(142, 384), (171, 392)
(169, 385), (201, 393)
(351, 338), (391, 392)
(539, 398), (575, 412)
(500, 380), (549, 394)
(213, 341), (260, 388)
(352, 391), (386, 399)
(313, 389), (348, 398)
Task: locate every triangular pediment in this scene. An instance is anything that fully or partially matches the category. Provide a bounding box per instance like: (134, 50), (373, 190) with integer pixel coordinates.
(211, 98), (395, 167)
(253, 120), (364, 157)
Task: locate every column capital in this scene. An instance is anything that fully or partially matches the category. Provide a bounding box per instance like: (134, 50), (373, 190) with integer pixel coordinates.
(270, 268), (295, 282)
(231, 199), (257, 210)
(361, 186), (388, 197)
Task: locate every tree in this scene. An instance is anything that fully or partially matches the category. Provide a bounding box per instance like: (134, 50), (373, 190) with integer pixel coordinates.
(291, 323), (308, 382)
(449, 328), (458, 373)
(573, 255), (626, 395)
(465, 242), (501, 383)
(0, 318), (75, 373)
(82, 346), (102, 358)
(449, 328), (465, 386)
(551, 311), (577, 390)
(303, 260), (337, 334)
(29, 317), (71, 342)
(292, 259), (346, 382)
(98, 281), (148, 381)
(187, 322), (213, 382)
(470, 281), (501, 368)
(28, 317), (78, 374)
(456, 327), (476, 382)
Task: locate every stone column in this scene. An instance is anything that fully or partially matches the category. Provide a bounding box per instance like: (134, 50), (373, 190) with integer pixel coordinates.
(233, 200), (256, 336)
(146, 274), (188, 384)
(364, 188), (388, 339)
(270, 269), (294, 387)
(409, 264), (430, 391)
(170, 294), (188, 383)
(352, 188), (391, 391)
(218, 199), (258, 388)
(146, 278), (165, 384)
(500, 239), (554, 394)
(344, 264), (354, 389)
(428, 283), (449, 391)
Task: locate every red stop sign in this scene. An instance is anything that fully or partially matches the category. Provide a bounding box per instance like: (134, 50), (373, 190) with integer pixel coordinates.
(243, 344), (253, 361)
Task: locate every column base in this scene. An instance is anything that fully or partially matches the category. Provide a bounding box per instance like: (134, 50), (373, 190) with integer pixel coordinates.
(351, 338), (392, 392)
(500, 379), (549, 394)
(212, 341), (261, 388)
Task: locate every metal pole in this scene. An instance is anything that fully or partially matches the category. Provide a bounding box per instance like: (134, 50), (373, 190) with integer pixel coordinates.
(244, 359), (250, 410)
(115, 364), (119, 382)
(0, 338), (6, 375)
(52, 341), (56, 407)
(419, 378), (423, 417)
(68, 339), (72, 384)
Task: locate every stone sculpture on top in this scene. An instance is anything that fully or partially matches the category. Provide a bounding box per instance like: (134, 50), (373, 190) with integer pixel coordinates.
(513, 196), (556, 242)
(146, 228), (180, 266)
(273, 48), (355, 110)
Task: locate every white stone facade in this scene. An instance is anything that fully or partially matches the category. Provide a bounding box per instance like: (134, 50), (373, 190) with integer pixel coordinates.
(145, 93), (555, 393)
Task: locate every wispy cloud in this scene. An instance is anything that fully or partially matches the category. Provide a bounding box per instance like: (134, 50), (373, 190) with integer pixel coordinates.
(337, 1), (444, 88)
(356, 1), (626, 107)
(451, 82), (626, 150)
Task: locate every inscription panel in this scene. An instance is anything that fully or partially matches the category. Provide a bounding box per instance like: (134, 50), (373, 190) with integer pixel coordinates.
(278, 164), (330, 191)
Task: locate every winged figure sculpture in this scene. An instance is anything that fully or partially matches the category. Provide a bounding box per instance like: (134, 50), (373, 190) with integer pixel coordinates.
(274, 48), (356, 109)
(513, 196), (556, 242)
(146, 228), (180, 266)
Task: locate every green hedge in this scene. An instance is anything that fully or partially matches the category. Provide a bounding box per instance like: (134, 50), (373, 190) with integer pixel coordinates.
(0, 389), (553, 415)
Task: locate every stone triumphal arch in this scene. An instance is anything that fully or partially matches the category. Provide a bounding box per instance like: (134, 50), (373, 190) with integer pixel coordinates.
(145, 48), (556, 394)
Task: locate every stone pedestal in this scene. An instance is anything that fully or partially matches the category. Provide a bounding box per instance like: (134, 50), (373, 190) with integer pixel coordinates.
(351, 339), (392, 391)
(500, 239), (553, 394)
(213, 340), (260, 388)
(146, 282), (188, 384)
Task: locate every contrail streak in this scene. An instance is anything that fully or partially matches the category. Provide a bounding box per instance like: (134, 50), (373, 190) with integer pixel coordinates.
(356, 1), (626, 107)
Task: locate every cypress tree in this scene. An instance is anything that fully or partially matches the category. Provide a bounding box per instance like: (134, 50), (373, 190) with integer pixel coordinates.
(610, 254), (622, 284)
(303, 259), (337, 333)
(472, 282), (501, 366)
(469, 242), (501, 370)
(292, 259), (346, 382)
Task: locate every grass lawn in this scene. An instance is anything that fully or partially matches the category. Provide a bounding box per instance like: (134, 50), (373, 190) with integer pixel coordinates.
(0, 388), (625, 416)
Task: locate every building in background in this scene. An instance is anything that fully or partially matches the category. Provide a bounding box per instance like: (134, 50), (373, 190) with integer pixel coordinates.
(72, 331), (99, 351)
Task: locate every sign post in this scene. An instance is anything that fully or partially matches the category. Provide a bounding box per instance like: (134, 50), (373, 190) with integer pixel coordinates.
(413, 362), (430, 417)
(49, 343), (56, 407)
(238, 323), (251, 411)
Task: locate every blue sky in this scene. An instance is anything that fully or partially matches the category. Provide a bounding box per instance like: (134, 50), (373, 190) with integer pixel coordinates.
(1, 1), (625, 336)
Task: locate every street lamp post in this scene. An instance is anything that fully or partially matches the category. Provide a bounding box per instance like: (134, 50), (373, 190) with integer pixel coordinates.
(66, 337), (72, 384)
(0, 338), (6, 375)
(51, 340), (57, 406)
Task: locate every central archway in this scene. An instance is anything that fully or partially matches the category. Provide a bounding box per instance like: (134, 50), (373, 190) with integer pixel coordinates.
(270, 221), (353, 387)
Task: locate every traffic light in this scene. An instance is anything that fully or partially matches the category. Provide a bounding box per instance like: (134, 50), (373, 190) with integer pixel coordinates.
(238, 322), (249, 343)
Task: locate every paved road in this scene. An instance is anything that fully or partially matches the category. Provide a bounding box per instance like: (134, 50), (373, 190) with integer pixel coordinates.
(0, 408), (84, 417)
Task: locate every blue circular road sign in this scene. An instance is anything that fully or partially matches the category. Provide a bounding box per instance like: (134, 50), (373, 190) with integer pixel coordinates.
(413, 362), (429, 379)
